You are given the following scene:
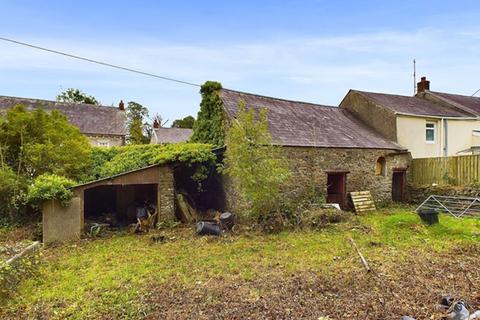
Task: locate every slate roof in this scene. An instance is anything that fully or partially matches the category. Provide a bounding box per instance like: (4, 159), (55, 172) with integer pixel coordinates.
(219, 89), (404, 150)
(352, 90), (474, 118)
(428, 91), (480, 117)
(0, 95), (126, 136)
(153, 127), (192, 144)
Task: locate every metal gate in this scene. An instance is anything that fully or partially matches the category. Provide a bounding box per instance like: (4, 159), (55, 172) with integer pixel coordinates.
(416, 195), (480, 218)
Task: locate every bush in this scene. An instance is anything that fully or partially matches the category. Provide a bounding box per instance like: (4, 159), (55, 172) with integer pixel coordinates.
(0, 105), (92, 181)
(224, 101), (291, 224)
(26, 174), (76, 207)
(298, 208), (350, 230)
(0, 167), (26, 220)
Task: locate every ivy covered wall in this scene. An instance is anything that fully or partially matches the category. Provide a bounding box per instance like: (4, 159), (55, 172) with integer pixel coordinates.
(191, 81), (225, 146)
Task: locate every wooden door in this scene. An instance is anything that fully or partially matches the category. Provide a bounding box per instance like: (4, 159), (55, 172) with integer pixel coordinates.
(392, 170), (406, 202)
(327, 173), (347, 208)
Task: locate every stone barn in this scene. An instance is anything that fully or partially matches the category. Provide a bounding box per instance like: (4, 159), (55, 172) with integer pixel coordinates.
(218, 89), (412, 211)
(42, 164), (175, 243)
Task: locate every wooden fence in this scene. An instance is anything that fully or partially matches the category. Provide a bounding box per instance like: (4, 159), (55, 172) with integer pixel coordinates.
(410, 155), (480, 186)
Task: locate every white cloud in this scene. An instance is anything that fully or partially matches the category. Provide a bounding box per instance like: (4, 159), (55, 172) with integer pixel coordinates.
(1, 27), (480, 120)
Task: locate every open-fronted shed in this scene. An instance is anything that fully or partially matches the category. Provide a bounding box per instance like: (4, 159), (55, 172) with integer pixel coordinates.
(42, 164), (175, 243)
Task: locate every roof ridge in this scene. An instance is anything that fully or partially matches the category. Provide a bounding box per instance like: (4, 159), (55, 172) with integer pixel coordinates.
(350, 89), (417, 99)
(0, 94), (120, 110)
(430, 90), (480, 99)
(221, 88), (337, 109)
(425, 91), (479, 117)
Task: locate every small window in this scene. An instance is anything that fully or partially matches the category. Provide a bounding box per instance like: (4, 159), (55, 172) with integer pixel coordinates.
(375, 156), (386, 176)
(426, 122), (436, 143)
(98, 140), (110, 147)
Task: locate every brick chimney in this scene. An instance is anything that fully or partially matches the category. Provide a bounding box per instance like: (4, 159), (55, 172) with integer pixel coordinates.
(417, 76), (430, 93)
(118, 100), (125, 110)
(153, 118), (160, 129)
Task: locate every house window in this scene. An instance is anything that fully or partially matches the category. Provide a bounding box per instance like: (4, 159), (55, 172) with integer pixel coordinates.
(425, 122), (436, 143)
(98, 140), (110, 147)
(375, 156), (386, 176)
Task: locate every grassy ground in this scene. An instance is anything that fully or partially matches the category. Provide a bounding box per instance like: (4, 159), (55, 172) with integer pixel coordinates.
(2, 206), (480, 319)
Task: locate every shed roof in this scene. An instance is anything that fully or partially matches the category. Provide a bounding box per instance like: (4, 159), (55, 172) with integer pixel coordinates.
(219, 89), (404, 150)
(152, 127), (192, 144)
(351, 90), (474, 118)
(0, 95), (126, 136)
(73, 163), (164, 190)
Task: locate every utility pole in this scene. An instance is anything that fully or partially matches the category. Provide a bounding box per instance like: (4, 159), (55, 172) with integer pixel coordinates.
(413, 59), (416, 95)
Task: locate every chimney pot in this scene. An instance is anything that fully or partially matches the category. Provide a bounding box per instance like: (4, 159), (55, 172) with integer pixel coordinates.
(119, 100), (125, 110)
(417, 76), (430, 93)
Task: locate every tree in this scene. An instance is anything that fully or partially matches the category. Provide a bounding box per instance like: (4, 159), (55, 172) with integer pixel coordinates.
(57, 88), (99, 105)
(0, 105), (92, 180)
(0, 105), (92, 220)
(172, 115), (195, 129)
(126, 101), (150, 144)
(191, 81), (225, 146)
(224, 101), (291, 222)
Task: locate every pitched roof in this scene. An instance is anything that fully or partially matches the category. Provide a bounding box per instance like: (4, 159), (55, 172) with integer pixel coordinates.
(219, 89), (404, 150)
(0, 95), (126, 136)
(152, 127), (192, 144)
(427, 91), (480, 116)
(352, 90), (474, 118)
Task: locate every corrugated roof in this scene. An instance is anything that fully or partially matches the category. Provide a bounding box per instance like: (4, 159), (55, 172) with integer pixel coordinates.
(428, 91), (480, 117)
(220, 89), (404, 150)
(353, 90), (473, 117)
(0, 95), (126, 136)
(153, 127), (192, 144)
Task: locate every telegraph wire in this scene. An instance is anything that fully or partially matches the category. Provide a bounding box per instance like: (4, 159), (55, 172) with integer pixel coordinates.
(0, 36), (201, 88)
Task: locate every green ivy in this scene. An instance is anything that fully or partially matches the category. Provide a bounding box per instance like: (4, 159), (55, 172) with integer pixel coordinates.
(26, 174), (76, 207)
(97, 143), (215, 177)
(191, 81), (225, 146)
(81, 143), (216, 190)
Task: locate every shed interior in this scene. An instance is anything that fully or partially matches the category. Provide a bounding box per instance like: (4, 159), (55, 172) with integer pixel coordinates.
(84, 184), (157, 227)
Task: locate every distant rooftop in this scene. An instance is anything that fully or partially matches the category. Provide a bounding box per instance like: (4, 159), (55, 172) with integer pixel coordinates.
(152, 127), (192, 144)
(219, 88), (404, 150)
(0, 95), (126, 136)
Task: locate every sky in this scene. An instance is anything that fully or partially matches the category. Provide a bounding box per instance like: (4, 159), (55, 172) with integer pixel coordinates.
(1, 0), (480, 124)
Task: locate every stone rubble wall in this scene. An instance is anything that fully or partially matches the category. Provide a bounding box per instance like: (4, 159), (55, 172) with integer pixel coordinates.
(223, 146), (412, 213)
(407, 184), (480, 205)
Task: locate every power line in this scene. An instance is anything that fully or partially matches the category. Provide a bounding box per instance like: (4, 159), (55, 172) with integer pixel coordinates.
(0, 36), (201, 88)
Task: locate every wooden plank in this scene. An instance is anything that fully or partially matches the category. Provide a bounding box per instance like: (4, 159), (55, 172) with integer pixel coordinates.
(350, 191), (376, 213)
(351, 197), (372, 202)
(350, 191), (371, 196)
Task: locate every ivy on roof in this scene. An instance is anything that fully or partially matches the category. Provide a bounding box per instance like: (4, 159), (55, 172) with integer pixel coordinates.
(84, 143), (216, 183)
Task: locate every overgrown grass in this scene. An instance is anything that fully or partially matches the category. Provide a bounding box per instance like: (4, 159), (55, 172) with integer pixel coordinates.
(3, 207), (480, 319)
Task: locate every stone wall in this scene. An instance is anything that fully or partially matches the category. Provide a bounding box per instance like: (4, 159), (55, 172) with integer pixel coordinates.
(340, 92), (398, 142)
(407, 184), (480, 204)
(86, 134), (125, 147)
(223, 146), (412, 213)
(157, 166), (176, 221)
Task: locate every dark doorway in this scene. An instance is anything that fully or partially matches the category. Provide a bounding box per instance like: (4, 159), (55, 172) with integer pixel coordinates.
(392, 170), (406, 202)
(84, 184), (158, 227)
(327, 172), (347, 208)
